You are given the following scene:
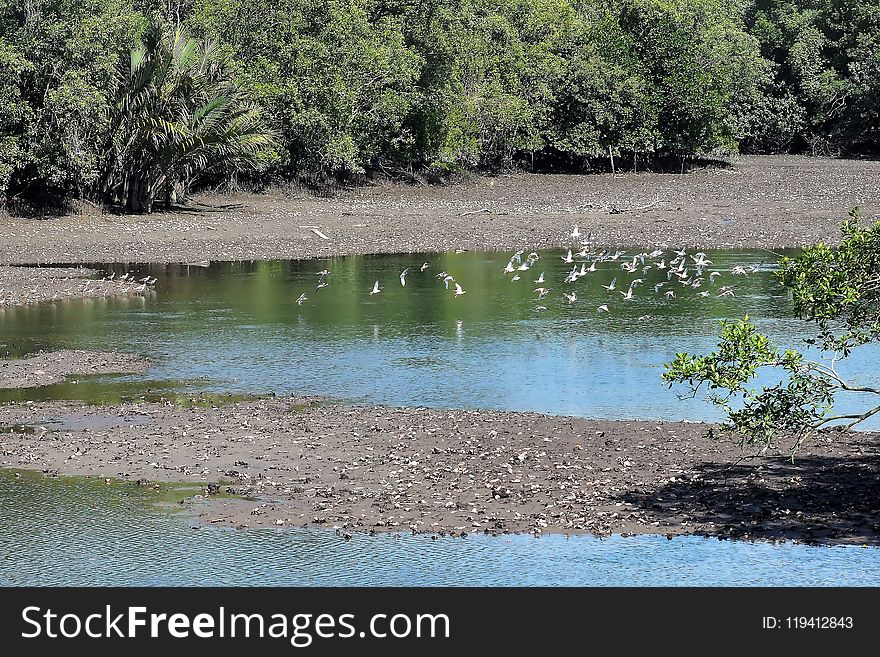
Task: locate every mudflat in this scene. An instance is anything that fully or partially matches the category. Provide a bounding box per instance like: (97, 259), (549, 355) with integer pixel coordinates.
(1, 154), (878, 546)
(1, 156), (878, 271)
(0, 350), (150, 388)
(1, 397), (876, 545)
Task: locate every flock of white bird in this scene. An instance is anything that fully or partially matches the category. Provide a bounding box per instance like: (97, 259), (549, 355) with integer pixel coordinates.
(293, 259), (468, 307)
(99, 271), (158, 293)
(506, 224), (762, 315)
(292, 224), (762, 312)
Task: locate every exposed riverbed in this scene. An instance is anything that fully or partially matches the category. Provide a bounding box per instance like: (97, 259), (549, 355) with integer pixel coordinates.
(1, 157), (878, 575)
(2, 397), (877, 545)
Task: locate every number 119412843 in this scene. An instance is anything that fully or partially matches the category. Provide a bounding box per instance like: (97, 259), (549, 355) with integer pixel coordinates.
(762, 617), (853, 630)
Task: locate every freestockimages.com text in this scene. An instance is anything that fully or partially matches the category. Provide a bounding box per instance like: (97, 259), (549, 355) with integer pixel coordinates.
(21, 606), (450, 646)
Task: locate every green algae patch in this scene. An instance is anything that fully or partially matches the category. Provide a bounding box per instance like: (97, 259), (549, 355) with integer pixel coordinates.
(135, 479), (254, 514)
(0, 423), (38, 434)
(0, 468), (251, 518)
(0, 374), (265, 407)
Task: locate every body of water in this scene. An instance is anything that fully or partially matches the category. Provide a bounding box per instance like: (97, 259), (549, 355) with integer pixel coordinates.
(2, 249), (877, 426)
(2, 249), (878, 587)
(1, 471), (877, 586)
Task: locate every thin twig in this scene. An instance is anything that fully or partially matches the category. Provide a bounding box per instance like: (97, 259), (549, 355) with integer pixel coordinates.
(760, 247), (787, 258)
(609, 199), (662, 214)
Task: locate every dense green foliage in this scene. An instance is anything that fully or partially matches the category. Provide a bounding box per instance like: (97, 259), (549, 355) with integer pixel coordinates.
(0, 0), (143, 201)
(187, 0), (767, 176)
(742, 0), (880, 154)
(664, 211), (880, 455)
(101, 21), (278, 212)
(0, 0), (878, 209)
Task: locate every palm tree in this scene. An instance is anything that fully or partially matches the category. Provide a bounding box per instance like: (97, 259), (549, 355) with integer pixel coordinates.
(99, 21), (277, 213)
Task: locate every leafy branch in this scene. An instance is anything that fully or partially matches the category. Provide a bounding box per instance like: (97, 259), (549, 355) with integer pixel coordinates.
(664, 210), (880, 455)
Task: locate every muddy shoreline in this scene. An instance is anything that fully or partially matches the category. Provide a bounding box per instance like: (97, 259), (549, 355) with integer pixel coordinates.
(0, 350), (150, 388)
(2, 155), (879, 547)
(1, 157), (878, 270)
(1, 397), (877, 545)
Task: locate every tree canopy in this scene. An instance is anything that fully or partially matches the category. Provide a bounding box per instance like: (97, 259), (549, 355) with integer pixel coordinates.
(1, 0), (878, 210)
(664, 211), (880, 455)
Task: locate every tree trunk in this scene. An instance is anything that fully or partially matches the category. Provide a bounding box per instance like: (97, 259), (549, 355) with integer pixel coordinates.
(142, 181), (154, 214)
(126, 177), (141, 213)
(125, 176), (155, 213)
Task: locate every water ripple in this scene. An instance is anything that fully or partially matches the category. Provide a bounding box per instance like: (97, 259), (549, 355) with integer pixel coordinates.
(1, 472), (878, 587)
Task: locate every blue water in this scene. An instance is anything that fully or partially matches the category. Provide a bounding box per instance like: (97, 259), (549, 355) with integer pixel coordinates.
(2, 250), (878, 586)
(0, 472), (876, 586)
(2, 249), (878, 427)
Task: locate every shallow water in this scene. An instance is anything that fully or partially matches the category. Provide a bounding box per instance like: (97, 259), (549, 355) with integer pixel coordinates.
(3, 251), (878, 587)
(2, 249), (878, 426)
(1, 471), (877, 587)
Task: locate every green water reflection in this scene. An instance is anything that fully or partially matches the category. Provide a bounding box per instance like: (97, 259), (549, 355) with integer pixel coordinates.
(2, 249), (876, 424)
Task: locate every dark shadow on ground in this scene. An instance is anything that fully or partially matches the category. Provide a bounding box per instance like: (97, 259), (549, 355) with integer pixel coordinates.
(617, 439), (880, 545)
(514, 150), (735, 175)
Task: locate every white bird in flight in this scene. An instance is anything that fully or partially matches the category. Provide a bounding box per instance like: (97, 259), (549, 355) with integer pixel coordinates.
(296, 293), (307, 305)
(454, 283), (466, 298)
(400, 268), (411, 286)
(370, 280), (381, 295)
